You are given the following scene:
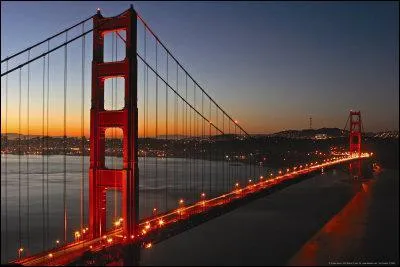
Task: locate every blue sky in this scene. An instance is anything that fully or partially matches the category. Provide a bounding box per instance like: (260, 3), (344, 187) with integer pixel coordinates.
(1, 1), (399, 134)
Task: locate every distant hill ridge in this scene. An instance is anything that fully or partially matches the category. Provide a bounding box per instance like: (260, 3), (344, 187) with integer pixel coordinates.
(2, 128), (398, 139)
(274, 127), (345, 137)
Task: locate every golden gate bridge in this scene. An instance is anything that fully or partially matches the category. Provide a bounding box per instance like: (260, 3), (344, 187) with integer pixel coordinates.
(1, 6), (370, 266)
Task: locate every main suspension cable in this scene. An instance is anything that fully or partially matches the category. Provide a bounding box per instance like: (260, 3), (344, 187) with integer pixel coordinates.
(137, 13), (249, 137)
(1, 15), (93, 63)
(2, 9), (128, 77)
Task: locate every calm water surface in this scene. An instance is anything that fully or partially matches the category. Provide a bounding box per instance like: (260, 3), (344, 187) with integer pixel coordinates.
(1, 154), (272, 263)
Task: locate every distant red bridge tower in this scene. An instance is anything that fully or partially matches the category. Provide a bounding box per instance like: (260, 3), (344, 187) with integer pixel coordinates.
(348, 111), (362, 156)
(344, 110), (363, 178)
(89, 7), (139, 239)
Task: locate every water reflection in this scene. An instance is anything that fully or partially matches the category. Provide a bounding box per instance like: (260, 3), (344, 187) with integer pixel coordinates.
(1, 155), (271, 263)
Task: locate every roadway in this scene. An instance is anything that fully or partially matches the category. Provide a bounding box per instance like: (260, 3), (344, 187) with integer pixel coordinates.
(11, 154), (370, 266)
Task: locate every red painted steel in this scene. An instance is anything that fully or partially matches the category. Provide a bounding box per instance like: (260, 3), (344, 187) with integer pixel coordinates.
(89, 6), (138, 239)
(349, 111), (362, 156)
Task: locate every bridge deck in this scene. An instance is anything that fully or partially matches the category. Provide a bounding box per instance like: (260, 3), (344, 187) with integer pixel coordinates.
(12, 154), (370, 266)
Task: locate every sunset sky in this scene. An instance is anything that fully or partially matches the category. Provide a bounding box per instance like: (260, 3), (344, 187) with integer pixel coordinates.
(1, 1), (399, 136)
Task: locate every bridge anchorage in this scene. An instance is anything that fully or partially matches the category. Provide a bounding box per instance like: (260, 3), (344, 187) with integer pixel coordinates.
(1, 5), (374, 266)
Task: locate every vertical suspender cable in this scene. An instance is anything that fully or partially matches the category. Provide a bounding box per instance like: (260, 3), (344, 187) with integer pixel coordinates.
(209, 100), (211, 196)
(155, 41), (158, 211)
(27, 50), (31, 250)
(165, 54), (169, 212)
(145, 34), (149, 216)
(143, 28), (147, 216)
(201, 92), (204, 194)
(63, 31), (68, 244)
(42, 55), (46, 252)
(185, 74), (188, 193)
(222, 113), (225, 192)
(191, 85), (196, 200)
(46, 40), (50, 247)
(228, 121), (231, 187)
(235, 124), (238, 185)
(18, 67), (22, 252)
(246, 131), (248, 180)
(193, 83), (196, 200)
(81, 22), (86, 234)
(254, 137), (257, 181)
(235, 123), (237, 186)
(145, 37), (150, 215)
(4, 61), (9, 261)
(216, 107), (219, 194)
(253, 135), (256, 180)
(174, 65), (177, 193)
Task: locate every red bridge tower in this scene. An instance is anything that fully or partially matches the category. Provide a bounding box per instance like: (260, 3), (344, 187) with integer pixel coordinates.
(344, 110), (363, 178)
(89, 7), (139, 239)
(348, 111), (362, 156)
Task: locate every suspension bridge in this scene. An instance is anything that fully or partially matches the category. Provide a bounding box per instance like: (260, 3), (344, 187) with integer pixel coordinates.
(1, 6), (371, 266)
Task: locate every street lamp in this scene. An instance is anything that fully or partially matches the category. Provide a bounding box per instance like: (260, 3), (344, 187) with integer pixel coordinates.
(200, 193), (206, 210)
(18, 248), (24, 259)
(74, 231), (81, 241)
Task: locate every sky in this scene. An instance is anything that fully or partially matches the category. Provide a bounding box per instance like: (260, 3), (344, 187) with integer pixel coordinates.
(1, 1), (399, 136)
